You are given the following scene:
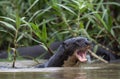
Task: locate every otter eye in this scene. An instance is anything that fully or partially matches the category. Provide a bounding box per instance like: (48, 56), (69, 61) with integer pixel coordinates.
(86, 38), (89, 41)
(62, 42), (69, 49)
(85, 41), (91, 45)
(76, 39), (82, 42)
(74, 39), (82, 45)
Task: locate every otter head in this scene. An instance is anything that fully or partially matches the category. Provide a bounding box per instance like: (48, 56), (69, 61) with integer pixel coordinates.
(62, 37), (91, 63)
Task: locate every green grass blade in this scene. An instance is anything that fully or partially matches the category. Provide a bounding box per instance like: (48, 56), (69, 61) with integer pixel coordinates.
(41, 20), (47, 43)
(25, 0), (39, 13)
(103, 2), (120, 6)
(16, 33), (24, 43)
(0, 16), (15, 23)
(94, 13), (108, 31)
(30, 23), (41, 40)
(57, 4), (76, 15)
(0, 21), (16, 31)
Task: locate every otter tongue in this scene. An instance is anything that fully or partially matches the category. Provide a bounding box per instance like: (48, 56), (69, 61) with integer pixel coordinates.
(75, 52), (87, 62)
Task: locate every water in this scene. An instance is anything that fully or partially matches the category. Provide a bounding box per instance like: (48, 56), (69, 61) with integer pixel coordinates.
(0, 64), (120, 79)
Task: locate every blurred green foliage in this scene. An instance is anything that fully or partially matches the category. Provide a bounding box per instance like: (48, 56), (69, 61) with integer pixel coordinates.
(0, 0), (119, 54)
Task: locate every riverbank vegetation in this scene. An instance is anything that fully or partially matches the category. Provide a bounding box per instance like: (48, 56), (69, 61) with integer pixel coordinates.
(0, 0), (120, 60)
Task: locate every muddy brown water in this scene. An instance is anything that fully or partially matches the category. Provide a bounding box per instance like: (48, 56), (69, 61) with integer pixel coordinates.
(0, 63), (120, 79)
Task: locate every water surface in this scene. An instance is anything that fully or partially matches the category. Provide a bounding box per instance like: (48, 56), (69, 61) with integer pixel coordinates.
(0, 64), (120, 79)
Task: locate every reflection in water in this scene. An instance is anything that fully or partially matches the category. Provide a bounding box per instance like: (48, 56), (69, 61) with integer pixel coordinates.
(0, 68), (87, 79)
(0, 64), (120, 79)
(44, 68), (87, 79)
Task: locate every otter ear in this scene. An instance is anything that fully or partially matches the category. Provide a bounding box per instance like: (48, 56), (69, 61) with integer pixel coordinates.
(62, 42), (69, 49)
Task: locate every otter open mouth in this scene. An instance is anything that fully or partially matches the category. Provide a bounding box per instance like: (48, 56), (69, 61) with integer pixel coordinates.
(75, 46), (90, 62)
(75, 51), (87, 62)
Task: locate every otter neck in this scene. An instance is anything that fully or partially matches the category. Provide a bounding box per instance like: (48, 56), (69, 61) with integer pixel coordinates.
(63, 54), (78, 67)
(44, 45), (69, 67)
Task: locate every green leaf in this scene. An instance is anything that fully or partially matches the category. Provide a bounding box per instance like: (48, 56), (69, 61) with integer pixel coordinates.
(41, 20), (47, 43)
(28, 10), (42, 22)
(30, 23), (41, 40)
(16, 15), (21, 29)
(16, 33), (24, 43)
(35, 6), (52, 21)
(57, 4), (76, 15)
(25, 0), (39, 13)
(94, 13), (108, 31)
(0, 29), (14, 37)
(0, 16), (15, 23)
(79, 22), (84, 28)
(39, 17), (57, 26)
(0, 21), (16, 31)
(111, 29), (115, 37)
(103, 2), (120, 7)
